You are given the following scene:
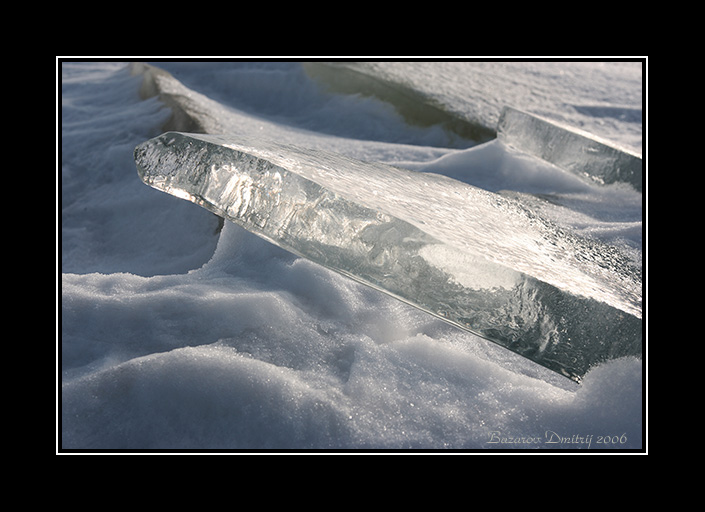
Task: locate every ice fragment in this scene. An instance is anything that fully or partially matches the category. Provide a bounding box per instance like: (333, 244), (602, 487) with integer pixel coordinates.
(498, 106), (643, 192)
(134, 132), (642, 382)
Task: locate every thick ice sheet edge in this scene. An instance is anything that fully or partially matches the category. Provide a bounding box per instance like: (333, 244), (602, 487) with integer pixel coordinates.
(134, 132), (641, 382)
(498, 106), (643, 192)
(302, 62), (497, 144)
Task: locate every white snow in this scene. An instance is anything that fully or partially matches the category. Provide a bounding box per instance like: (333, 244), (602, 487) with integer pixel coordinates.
(59, 60), (645, 452)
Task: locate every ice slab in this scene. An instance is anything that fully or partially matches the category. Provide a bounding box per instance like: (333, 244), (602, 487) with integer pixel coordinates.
(302, 62), (497, 144)
(134, 132), (642, 382)
(498, 106), (643, 192)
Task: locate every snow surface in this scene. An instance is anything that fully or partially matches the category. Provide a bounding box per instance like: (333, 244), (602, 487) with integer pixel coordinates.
(59, 60), (645, 451)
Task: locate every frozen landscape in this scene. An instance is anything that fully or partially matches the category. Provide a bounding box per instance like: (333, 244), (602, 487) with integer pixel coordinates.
(59, 60), (645, 451)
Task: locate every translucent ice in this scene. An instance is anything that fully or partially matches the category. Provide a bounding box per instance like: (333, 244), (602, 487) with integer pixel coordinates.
(498, 106), (643, 192)
(134, 132), (642, 382)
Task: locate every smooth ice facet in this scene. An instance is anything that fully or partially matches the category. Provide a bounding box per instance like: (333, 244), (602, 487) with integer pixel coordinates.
(498, 106), (643, 192)
(134, 132), (642, 382)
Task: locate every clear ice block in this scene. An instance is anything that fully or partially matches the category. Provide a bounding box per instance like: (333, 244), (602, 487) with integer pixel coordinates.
(498, 106), (643, 192)
(134, 132), (642, 382)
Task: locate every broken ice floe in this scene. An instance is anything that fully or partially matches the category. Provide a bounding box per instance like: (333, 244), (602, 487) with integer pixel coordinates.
(135, 131), (641, 382)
